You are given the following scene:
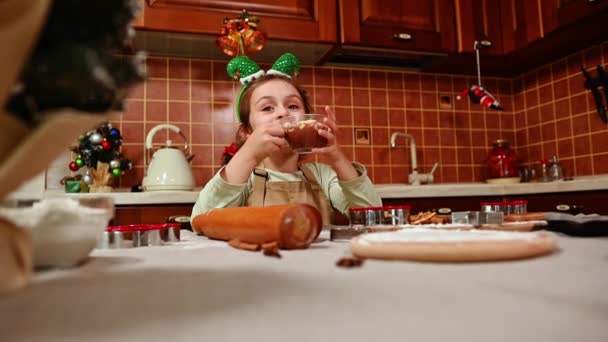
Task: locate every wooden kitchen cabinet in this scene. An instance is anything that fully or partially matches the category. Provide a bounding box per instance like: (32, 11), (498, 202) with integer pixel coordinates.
(383, 190), (608, 215)
(114, 204), (350, 226)
(338, 0), (457, 53)
(454, 0), (504, 55)
(113, 204), (193, 225)
(499, 0), (543, 54)
(540, 0), (608, 36)
(139, 0), (337, 43)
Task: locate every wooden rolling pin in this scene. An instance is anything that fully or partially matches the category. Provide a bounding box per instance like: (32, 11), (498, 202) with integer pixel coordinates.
(192, 204), (322, 250)
(504, 212), (546, 222)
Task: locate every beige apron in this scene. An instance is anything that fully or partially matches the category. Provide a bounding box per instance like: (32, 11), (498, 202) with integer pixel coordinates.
(247, 164), (334, 225)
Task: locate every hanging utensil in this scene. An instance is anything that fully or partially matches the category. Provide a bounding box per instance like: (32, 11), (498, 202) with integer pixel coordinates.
(581, 65), (607, 123)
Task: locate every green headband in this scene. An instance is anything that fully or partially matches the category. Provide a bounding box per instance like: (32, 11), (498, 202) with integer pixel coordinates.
(227, 52), (301, 122)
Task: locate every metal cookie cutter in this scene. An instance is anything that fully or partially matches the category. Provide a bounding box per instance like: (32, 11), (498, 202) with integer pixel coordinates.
(99, 223), (181, 248)
(451, 211), (503, 227)
(329, 225), (368, 242)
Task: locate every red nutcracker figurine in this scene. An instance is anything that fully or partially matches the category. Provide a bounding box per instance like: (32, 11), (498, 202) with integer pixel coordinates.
(457, 40), (503, 111)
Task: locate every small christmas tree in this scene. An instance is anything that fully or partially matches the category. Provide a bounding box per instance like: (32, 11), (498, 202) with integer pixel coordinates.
(69, 122), (132, 191)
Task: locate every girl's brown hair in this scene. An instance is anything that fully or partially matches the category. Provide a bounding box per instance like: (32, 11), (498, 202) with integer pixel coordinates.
(221, 74), (311, 166)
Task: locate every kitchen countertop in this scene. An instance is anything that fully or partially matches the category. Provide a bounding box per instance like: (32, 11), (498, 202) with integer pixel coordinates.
(10, 174), (607, 205)
(1, 230), (607, 341)
(375, 174), (608, 199)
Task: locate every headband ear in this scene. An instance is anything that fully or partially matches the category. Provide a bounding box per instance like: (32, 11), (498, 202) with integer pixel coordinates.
(226, 56), (264, 84)
(266, 53), (300, 78)
(228, 53), (302, 122)
(227, 56), (263, 123)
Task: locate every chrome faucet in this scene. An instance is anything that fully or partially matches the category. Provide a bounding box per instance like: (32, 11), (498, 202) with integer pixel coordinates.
(390, 132), (438, 185)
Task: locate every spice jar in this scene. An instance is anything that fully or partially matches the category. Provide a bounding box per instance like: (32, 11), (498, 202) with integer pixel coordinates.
(508, 200), (528, 214)
(382, 205), (411, 225)
(481, 201), (507, 213)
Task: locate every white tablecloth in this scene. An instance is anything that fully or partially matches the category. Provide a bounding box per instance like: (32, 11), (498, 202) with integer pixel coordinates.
(1, 231), (607, 342)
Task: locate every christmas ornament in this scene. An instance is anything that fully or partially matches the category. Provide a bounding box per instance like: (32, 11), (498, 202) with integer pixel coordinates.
(121, 160), (133, 171)
(83, 173), (93, 185)
(456, 40), (503, 111)
(89, 132), (103, 144)
(69, 161), (79, 171)
(68, 122), (132, 189)
(216, 10), (266, 57)
(101, 139), (112, 151)
(111, 168), (122, 177)
(227, 52), (301, 122)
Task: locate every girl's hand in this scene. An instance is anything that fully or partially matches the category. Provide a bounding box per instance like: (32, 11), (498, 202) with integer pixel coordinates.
(238, 118), (287, 165)
(312, 106), (347, 165)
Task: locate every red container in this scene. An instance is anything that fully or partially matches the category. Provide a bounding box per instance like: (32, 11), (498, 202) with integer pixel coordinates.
(486, 139), (519, 179)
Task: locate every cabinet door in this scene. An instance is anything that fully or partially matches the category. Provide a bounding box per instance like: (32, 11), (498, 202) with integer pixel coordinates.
(454, 0), (503, 54)
(339, 0), (456, 53)
(114, 205), (193, 225)
(500, 0), (543, 53)
(540, 0), (608, 35)
(142, 0), (337, 43)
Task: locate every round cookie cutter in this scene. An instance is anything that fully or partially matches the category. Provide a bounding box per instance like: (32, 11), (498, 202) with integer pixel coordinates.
(99, 223), (181, 248)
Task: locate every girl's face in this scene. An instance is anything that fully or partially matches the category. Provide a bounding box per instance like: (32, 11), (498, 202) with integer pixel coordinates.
(248, 79), (306, 130)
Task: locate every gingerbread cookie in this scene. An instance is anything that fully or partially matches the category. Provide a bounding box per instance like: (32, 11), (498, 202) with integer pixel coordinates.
(410, 211), (436, 224)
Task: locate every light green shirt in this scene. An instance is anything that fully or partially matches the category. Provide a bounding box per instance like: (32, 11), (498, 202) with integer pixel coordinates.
(190, 162), (382, 221)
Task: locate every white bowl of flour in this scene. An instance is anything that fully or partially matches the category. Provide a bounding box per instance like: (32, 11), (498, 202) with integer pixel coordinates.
(0, 197), (112, 268)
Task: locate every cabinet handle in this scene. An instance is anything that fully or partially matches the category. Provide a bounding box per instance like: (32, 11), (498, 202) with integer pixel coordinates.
(393, 33), (412, 41)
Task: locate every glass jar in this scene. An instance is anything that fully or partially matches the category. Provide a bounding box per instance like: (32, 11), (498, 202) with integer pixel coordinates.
(538, 159), (551, 182)
(508, 200), (528, 214)
(480, 201), (494, 212)
(486, 139), (519, 179)
(382, 205), (411, 225)
(480, 201), (508, 213)
(349, 207), (382, 226)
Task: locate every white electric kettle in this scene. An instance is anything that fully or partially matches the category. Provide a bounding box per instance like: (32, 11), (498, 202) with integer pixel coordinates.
(142, 124), (195, 191)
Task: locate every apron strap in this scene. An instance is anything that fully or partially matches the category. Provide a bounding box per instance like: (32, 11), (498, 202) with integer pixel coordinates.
(249, 165), (267, 207)
(298, 163), (320, 187)
(299, 163), (335, 224)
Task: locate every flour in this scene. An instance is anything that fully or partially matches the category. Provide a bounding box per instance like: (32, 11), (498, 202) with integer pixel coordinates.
(359, 227), (542, 245)
(0, 197), (112, 267)
(0, 198), (109, 229)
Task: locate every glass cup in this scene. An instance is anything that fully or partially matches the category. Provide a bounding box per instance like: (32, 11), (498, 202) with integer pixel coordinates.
(281, 114), (329, 154)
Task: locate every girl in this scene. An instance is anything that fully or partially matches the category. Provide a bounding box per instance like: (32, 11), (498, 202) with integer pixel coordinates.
(191, 53), (382, 224)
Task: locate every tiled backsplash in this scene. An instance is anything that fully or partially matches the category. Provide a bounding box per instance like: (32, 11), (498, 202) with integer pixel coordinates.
(46, 41), (608, 189)
(513, 41), (608, 177)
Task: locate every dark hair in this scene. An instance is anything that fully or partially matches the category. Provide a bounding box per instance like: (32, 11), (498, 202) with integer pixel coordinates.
(221, 74), (311, 166)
